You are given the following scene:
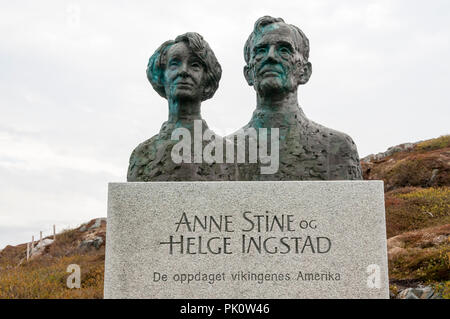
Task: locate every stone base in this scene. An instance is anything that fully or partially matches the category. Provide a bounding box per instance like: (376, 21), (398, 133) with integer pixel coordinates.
(104, 181), (389, 299)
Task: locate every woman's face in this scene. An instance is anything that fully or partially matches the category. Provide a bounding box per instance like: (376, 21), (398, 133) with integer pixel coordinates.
(163, 41), (205, 102)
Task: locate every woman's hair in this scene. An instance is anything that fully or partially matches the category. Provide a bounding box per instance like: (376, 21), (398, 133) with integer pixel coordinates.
(147, 32), (222, 101)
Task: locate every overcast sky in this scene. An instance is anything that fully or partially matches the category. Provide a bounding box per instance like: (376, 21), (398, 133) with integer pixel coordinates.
(0, 0), (449, 248)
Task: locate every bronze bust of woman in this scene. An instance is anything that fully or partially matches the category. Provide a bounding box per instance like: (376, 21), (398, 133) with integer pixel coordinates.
(127, 32), (233, 181)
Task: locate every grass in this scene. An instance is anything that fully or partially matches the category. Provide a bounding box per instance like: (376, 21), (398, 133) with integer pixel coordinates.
(385, 186), (450, 238)
(362, 135), (449, 191)
(433, 281), (450, 299)
(416, 135), (450, 152)
(0, 253), (104, 299)
(389, 245), (449, 282)
(0, 223), (105, 299)
(397, 187), (450, 218)
(385, 157), (435, 189)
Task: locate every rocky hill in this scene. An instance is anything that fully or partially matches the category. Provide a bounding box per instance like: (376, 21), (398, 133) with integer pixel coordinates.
(0, 218), (106, 298)
(0, 136), (448, 299)
(362, 135), (449, 192)
(362, 135), (449, 298)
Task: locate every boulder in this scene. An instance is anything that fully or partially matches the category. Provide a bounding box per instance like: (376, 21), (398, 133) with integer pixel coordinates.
(88, 218), (106, 230)
(79, 236), (104, 250)
(397, 286), (442, 299)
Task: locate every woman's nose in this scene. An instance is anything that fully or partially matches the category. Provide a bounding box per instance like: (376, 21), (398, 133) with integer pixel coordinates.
(178, 61), (189, 75)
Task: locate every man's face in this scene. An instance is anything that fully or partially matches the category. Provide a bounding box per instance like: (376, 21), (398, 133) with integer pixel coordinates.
(164, 41), (205, 102)
(248, 23), (302, 96)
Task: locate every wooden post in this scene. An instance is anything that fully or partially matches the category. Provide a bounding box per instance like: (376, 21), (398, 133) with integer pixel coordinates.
(31, 236), (34, 250)
(40, 231), (43, 248)
(53, 224), (56, 241)
(27, 242), (30, 261)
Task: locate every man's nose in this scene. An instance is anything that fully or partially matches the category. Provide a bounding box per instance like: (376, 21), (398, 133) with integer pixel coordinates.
(265, 46), (277, 62)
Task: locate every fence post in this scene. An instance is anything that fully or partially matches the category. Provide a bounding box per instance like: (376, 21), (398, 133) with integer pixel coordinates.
(27, 242), (30, 261)
(31, 235), (34, 251)
(53, 224), (56, 241)
(40, 231), (43, 248)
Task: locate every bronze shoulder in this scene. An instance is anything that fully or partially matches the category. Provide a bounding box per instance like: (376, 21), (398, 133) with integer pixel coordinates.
(127, 135), (159, 182)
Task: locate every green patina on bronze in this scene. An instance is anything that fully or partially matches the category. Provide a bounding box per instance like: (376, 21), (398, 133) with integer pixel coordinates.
(127, 17), (362, 182)
(227, 16), (362, 181)
(127, 32), (235, 181)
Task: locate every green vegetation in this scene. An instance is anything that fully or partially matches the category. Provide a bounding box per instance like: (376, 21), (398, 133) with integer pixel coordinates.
(416, 135), (450, 152)
(385, 158), (433, 189)
(0, 254), (104, 298)
(385, 187), (450, 238)
(0, 222), (105, 299)
(396, 187), (450, 219)
(390, 245), (449, 281)
(433, 281), (450, 299)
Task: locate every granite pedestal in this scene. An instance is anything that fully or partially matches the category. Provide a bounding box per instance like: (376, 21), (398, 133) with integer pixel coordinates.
(104, 181), (388, 299)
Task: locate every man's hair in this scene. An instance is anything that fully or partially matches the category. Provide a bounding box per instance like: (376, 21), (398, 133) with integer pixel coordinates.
(147, 32), (222, 101)
(244, 16), (310, 65)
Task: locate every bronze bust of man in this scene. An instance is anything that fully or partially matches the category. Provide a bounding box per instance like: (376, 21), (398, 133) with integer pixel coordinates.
(127, 32), (232, 181)
(229, 16), (362, 180)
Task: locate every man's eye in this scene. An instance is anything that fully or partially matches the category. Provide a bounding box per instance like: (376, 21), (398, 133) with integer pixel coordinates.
(191, 62), (201, 68)
(255, 47), (266, 55)
(279, 47), (291, 54)
(169, 60), (179, 67)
